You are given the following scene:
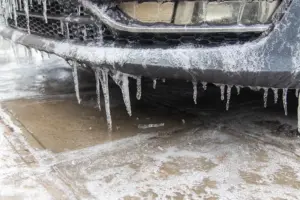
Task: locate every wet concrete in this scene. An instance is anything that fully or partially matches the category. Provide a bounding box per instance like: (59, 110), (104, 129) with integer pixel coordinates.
(1, 43), (300, 199)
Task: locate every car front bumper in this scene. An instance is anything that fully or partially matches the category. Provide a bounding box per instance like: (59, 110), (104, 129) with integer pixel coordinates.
(1, 0), (300, 89)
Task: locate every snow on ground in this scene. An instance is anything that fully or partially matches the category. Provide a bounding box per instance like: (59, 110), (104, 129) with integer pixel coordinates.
(1, 102), (300, 199)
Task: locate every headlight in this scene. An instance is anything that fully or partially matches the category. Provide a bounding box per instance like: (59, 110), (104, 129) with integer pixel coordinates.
(118, 0), (281, 25)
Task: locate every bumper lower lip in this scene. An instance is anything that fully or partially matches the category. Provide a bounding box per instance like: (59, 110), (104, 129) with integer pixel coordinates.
(1, 0), (300, 89)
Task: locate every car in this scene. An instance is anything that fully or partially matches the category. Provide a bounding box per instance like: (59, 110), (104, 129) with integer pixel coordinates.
(0, 0), (299, 131)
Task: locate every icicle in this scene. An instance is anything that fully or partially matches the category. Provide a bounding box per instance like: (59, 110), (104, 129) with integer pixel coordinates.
(153, 79), (157, 89)
(18, 0), (22, 10)
(77, 5), (81, 15)
(66, 22), (70, 39)
(236, 85), (241, 95)
(263, 88), (268, 108)
(202, 82), (207, 90)
(295, 89), (299, 98)
(98, 69), (112, 132)
(282, 88), (288, 116)
(192, 81), (197, 104)
(27, 47), (32, 60)
(29, 0), (32, 6)
(298, 95), (300, 134)
(162, 78), (166, 83)
(220, 85), (225, 101)
(42, 0), (47, 23)
(60, 20), (64, 33)
(226, 85), (232, 111)
(12, 0), (17, 26)
(82, 25), (87, 40)
(95, 70), (101, 111)
(136, 76), (142, 100)
(16, 0), (19, 10)
(110, 72), (132, 116)
(70, 61), (81, 104)
(272, 88), (278, 104)
(24, 0), (30, 34)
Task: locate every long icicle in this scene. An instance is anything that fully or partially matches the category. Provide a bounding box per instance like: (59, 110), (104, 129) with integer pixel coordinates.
(263, 87), (268, 108)
(71, 61), (81, 104)
(282, 88), (288, 116)
(99, 69), (112, 132)
(42, 0), (48, 23)
(12, 0), (17, 26)
(18, 0), (22, 10)
(226, 85), (232, 111)
(110, 72), (132, 117)
(24, 0), (30, 34)
(272, 88), (278, 104)
(192, 81), (197, 104)
(298, 94), (300, 134)
(95, 69), (101, 111)
(136, 76), (142, 100)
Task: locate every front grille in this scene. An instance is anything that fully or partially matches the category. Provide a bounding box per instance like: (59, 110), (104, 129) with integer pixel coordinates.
(7, 0), (267, 47)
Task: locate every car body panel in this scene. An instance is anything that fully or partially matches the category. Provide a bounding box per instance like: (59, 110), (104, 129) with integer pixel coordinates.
(0, 0), (300, 88)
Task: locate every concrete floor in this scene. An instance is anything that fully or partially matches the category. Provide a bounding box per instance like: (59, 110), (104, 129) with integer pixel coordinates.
(1, 42), (300, 199)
